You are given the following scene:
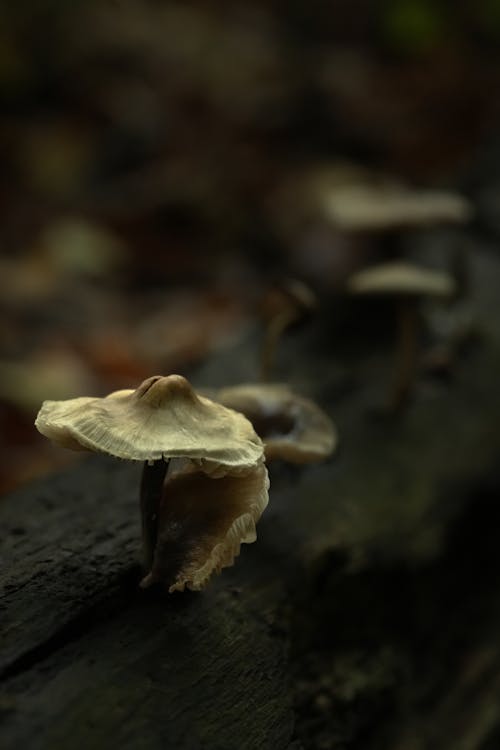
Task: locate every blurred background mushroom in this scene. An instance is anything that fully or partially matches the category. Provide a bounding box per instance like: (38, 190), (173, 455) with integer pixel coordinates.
(268, 163), (473, 294)
(347, 261), (456, 410)
(259, 278), (317, 381)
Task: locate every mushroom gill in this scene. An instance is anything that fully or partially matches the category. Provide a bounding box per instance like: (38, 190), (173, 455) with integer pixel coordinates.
(141, 461), (269, 592)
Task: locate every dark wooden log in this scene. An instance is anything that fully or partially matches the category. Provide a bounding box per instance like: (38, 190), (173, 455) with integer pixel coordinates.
(2, 247), (500, 749)
(0, 456), (297, 749)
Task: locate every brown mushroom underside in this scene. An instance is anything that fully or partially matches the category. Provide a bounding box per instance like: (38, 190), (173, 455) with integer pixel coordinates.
(141, 462), (269, 593)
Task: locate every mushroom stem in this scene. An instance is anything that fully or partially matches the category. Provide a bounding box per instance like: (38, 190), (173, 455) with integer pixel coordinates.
(260, 310), (295, 382)
(391, 297), (418, 410)
(140, 458), (169, 571)
(450, 244), (468, 302)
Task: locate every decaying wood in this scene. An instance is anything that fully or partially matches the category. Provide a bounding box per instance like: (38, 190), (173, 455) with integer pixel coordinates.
(2, 247), (500, 749)
(0, 457), (294, 750)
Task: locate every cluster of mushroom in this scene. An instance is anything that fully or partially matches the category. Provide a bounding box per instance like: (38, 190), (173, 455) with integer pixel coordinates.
(271, 166), (474, 410)
(323, 180), (473, 410)
(35, 374), (336, 593)
(35, 181), (472, 591)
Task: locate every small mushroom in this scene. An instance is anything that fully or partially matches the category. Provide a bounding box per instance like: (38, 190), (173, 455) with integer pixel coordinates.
(322, 184), (472, 233)
(271, 166), (472, 292)
(347, 261), (456, 410)
(260, 278), (316, 381)
(216, 383), (337, 463)
(35, 374), (268, 591)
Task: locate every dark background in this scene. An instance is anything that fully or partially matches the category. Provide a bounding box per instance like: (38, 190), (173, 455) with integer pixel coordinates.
(1, 0), (500, 490)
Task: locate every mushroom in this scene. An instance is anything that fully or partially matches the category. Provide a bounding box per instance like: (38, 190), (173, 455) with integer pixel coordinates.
(35, 374), (268, 591)
(142, 461), (269, 592)
(322, 182), (473, 295)
(215, 383), (337, 463)
(271, 164), (472, 292)
(259, 278), (316, 381)
(322, 184), (472, 233)
(347, 261), (456, 410)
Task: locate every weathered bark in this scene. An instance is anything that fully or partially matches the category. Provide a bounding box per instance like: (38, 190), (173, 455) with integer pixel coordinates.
(0, 456), (296, 750)
(1, 247), (500, 750)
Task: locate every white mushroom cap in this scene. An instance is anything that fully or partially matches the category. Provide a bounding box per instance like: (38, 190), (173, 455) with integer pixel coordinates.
(141, 461), (269, 592)
(347, 261), (456, 298)
(216, 383), (337, 464)
(322, 185), (473, 232)
(35, 374), (264, 470)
